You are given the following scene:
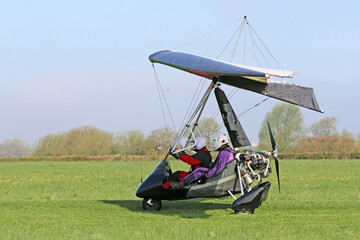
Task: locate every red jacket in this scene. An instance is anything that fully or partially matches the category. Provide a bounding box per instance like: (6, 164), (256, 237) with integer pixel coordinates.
(179, 147), (212, 170)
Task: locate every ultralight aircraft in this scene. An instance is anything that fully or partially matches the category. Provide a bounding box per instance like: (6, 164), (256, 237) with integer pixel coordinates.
(136, 18), (323, 214)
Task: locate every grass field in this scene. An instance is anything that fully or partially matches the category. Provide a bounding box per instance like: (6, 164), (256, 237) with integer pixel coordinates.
(0, 159), (359, 239)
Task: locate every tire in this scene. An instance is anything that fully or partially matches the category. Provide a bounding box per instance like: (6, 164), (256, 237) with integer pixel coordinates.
(234, 208), (254, 215)
(142, 198), (162, 211)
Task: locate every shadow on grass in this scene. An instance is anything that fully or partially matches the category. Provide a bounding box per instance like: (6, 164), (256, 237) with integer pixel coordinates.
(101, 199), (232, 218)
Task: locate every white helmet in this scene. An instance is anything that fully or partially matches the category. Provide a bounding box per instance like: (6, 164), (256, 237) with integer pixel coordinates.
(211, 133), (229, 151)
(195, 136), (207, 150)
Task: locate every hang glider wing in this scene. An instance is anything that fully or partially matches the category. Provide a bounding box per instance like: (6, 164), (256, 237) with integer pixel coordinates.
(149, 50), (323, 113)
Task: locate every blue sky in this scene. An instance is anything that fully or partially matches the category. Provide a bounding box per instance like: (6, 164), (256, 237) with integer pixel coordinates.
(1, 0), (359, 145)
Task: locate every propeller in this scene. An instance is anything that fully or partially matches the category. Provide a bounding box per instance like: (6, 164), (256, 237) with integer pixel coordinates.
(267, 122), (280, 193)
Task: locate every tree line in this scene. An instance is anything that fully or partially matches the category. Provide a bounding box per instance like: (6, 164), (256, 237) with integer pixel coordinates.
(0, 118), (220, 158)
(256, 103), (360, 158)
(1, 104), (359, 159)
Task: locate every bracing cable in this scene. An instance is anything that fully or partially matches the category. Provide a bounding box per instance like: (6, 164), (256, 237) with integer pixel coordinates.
(216, 22), (243, 60)
(152, 64), (177, 132)
(156, 17), (283, 139)
(177, 78), (206, 135)
(248, 27), (270, 68)
(248, 25), (274, 68)
(247, 22), (283, 69)
(172, 18), (244, 51)
(152, 64), (168, 127)
(188, 79), (207, 121)
(201, 19), (246, 127)
(178, 79), (202, 132)
(200, 87), (238, 131)
(229, 19), (246, 61)
(243, 23), (247, 65)
(213, 97), (270, 133)
(237, 97), (269, 116)
(202, 19), (283, 132)
(201, 81), (241, 129)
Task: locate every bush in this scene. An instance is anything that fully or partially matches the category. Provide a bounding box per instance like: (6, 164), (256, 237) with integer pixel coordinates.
(279, 152), (360, 160)
(0, 155), (162, 162)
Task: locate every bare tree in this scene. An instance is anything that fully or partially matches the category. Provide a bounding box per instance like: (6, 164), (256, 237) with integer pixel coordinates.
(197, 117), (220, 147)
(113, 129), (145, 155)
(0, 138), (32, 157)
(310, 116), (339, 136)
(60, 126), (113, 156)
(144, 127), (177, 155)
(32, 133), (66, 156)
(257, 103), (305, 153)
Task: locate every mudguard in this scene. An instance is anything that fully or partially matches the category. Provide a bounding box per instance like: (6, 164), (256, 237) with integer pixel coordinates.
(232, 181), (271, 212)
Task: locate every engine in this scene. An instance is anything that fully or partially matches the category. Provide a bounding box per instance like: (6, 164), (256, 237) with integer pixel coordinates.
(238, 151), (272, 190)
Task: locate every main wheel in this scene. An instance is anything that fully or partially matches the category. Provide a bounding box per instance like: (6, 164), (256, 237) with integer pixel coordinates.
(234, 208), (254, 215)
(142, 198), (162, 211)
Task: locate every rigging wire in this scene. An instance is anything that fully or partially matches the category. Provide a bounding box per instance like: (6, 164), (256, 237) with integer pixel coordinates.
(223, 23), (247, 112)
(200, 18), (288, 133)
(177, 78), (207, 136)
(243, 22), (247, 65)
(152, 64), (177, 132)
(229, 19), (246, 61)
(152, 17), (243, 140)
(216, 24), (242, 59)
(216, 22), (243, 60)
(200, 86), (239, 131)
(152, 64), (168, 127)
(172, 18), (244, 51)
(237, 97), (269, 117)
(179, 79), (202, 131)
(247, 23), (294, 83)
(248, 26), (270, 68)
(247, 22), (283, 69)
(214, 97), (270, 133)
(201, 18), (247, 128)
(153, 17), (285, 140)
(248, 25), (275, 68)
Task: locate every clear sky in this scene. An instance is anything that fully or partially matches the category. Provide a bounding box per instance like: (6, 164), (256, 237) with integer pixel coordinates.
(1, 0), (359, 145)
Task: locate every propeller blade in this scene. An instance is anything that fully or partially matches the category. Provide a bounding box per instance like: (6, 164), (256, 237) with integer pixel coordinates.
(267, 122), (277, 153)
(267, 122), (280, 193)
(274, 156), (280, 194)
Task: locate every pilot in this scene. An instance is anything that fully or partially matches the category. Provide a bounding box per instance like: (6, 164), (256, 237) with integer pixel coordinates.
(181, 133), (234, 186)
(163, 136), (212, 188)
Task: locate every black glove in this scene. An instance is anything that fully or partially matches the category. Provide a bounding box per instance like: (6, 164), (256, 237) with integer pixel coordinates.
(208, 162), (215, 168)
(170, 152), (181, 159)
(198, 175), (207, 184)
(171, 151), (186, 160)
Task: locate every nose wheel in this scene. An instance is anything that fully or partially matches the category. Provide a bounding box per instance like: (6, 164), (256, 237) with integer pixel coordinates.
(234, 208), (255, 214)
(142, 198), (162, 211)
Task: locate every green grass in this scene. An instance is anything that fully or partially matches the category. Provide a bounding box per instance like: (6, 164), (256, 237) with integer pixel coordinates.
(0, 160), (359, 239)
